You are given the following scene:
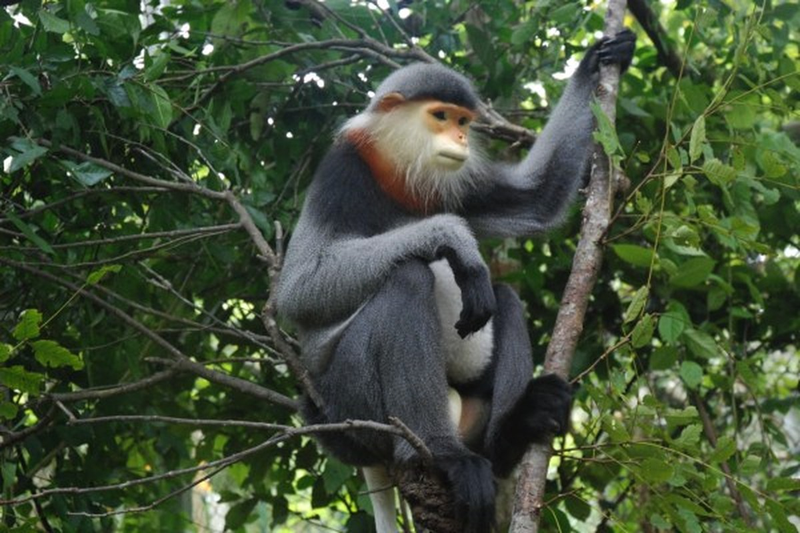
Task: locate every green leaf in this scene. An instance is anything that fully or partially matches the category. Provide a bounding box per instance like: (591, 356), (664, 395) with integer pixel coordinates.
(145, 52), (170, 82)
(624, 286), (649, 324)
(592, 101), (622, 156)
(735, 360), (759, 389)
(666, 145), (682, 171)
(603, 414), (630, 443)
(0, 366), (44, 395)
(510, 21), (536, 46)
(0, 402), (19, 420)
(676, 508), (702, 533)
(663, 172), (681, 189)
(651, 346), (678, 370)
(689, 115), (706, 163)
(638, 458), (674, 483)
(5, 212), (55, 255)
(322, 458), (353, 494)
(672, 424), (702, 450)
(13, 309), (43, 342)
(664, 406), (699, 426)
(650, 514), (670, 529)
(0, 344), (12, 363)
(670, 257), (715, 288)
(31, 340), (84, 370)
(631, 314), (655, 348)
(75, 7), (100, 35)
(724, 102), (757, 130)
(2, 462), (16, 492)
(465, 25), (496, 70)
(87, 264), (122, 285)
(39, 9), (71, 33)
(765, 499), (796, 533)
(702, 158), (737, 187)
(6, 141), (48, 173)
(683, 328), (719, 359)
(211, 1), (250, 38)
(766, 477), (800, 492)
(613, 244), (655, 268)
(9, 67), (42, 96)
(758, 150), (787, 178)
(64, 161), (113, 186)
(225, 498), (258, 530)
(658, 311), (686, 344)
(551, 3), (581, 24)
(564, 494), (591, 521)
(709, 436), (737, 463)
(148, 83), (173, 128)
(680, 361), (703, 389)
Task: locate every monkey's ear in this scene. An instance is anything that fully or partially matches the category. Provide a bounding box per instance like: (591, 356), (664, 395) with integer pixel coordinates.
(376, 92), (406, 113)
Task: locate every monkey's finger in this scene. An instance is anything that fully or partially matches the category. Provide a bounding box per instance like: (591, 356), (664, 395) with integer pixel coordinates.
(598, 29), (636, 67)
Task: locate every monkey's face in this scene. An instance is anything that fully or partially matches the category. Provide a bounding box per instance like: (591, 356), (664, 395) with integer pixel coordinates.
(367, 93), (476, 175)
(420, 101), (474, 171)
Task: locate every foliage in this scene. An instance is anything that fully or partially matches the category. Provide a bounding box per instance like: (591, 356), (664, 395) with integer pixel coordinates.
(0, 0), (798, 532)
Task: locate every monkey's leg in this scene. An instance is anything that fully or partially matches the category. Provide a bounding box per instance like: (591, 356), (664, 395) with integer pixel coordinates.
(361, 260), (495, 533)
(464, 284), (572, 478)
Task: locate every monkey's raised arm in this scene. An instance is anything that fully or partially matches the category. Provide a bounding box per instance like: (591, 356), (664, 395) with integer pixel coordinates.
(462, 30), (635, 238)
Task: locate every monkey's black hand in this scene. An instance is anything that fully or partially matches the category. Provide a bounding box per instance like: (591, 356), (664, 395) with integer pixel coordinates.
(436, 245), (496, 338)
(519, 374), (573, 438)
(579, 28), (637, 76)
(489, 374), (573, 477)
(598, 29), (636, 72)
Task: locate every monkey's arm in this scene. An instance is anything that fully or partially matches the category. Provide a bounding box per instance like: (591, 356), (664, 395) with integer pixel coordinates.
(462, 30), (635, 238)
(275, 213), (493, 334)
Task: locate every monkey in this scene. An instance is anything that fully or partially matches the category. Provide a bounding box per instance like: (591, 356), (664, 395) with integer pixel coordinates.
(275, 30), (636, 533)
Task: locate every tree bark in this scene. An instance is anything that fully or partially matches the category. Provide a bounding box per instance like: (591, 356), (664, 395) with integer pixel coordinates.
(509, 1), (628, 531)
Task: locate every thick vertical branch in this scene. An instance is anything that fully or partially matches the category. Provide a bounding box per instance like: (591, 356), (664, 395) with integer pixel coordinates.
(509, 1), (628, 531)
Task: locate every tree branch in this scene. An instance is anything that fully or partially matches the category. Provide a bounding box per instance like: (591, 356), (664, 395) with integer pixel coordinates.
(691, 392), (754, 527)
(509, 1), (628, 531)
(0, 418), (428, 507)
(627, 0), (684, 79)
(0, 256), (298, 411)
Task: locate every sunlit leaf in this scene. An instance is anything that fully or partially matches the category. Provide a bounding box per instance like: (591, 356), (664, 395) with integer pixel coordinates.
(12, 309), (42, 342)
(31, 340), (84, 370)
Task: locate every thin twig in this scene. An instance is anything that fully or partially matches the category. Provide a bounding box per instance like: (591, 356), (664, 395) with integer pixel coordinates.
(0, 256), (298, 410)
(0, 418), (424, 507)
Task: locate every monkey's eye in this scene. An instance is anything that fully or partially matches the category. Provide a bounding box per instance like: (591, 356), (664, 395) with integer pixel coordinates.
(432, 110), (447, 121)
(458, 116), (470, 127)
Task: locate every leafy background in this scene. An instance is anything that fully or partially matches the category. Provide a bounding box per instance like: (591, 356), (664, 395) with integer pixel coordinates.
(0, 0), (798, 531)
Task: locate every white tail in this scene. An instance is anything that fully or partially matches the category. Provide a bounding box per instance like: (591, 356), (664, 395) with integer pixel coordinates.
(363, 465), (399, 533)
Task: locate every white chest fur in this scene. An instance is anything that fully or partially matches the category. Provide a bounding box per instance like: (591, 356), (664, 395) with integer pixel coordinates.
(428, 259), (494, 384)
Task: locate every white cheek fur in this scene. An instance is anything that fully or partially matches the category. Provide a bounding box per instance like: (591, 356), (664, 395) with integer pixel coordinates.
(429, 259), (494, 384)
(340, 105), (487, 210)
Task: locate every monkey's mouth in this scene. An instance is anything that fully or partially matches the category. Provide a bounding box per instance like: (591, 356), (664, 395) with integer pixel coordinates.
(437, 150), (468, 163)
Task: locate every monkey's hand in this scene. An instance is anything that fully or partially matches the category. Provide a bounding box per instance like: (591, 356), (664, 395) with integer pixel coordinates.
(579, 28), (637, 76)
(518, 373), (573, 438)
(488, 374), (573, 477)
(435, 245), (496, 338)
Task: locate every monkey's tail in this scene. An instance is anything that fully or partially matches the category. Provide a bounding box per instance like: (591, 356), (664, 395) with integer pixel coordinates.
(363, 465), (399, 533)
